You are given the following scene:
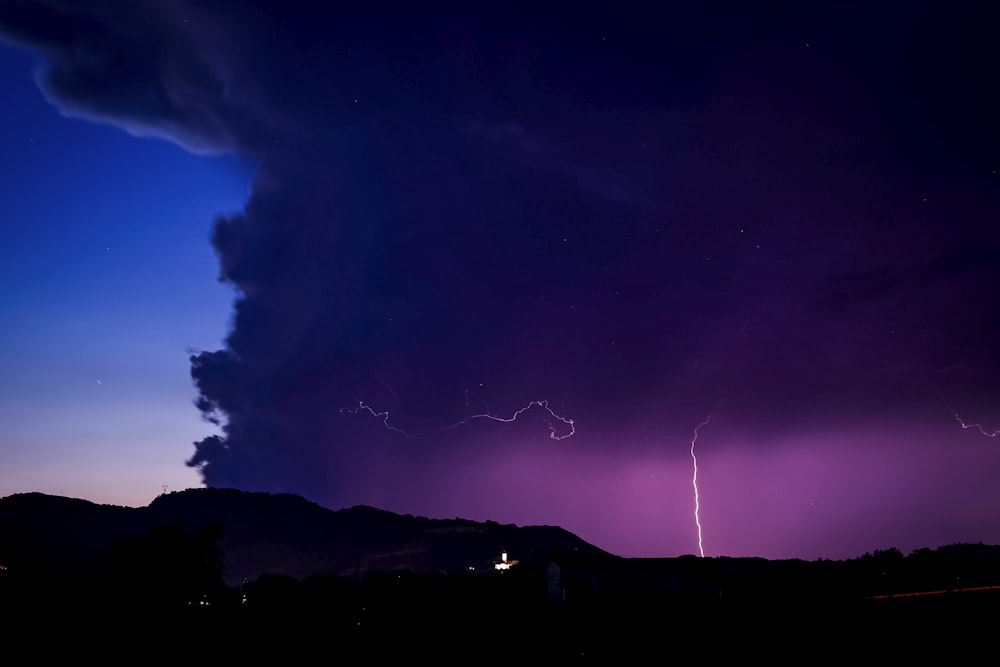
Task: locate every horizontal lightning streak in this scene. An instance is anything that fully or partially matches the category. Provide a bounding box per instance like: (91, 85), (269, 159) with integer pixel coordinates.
(954, 413), (1000, 438)
(441, 400), (576, 440)
(871, 359), (999, 439)
(342, 399), (575, 440)
(340, 402), (411, 437)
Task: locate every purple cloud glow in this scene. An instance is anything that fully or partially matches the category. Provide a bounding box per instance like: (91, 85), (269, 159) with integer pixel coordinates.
(1, 1), (998, 558)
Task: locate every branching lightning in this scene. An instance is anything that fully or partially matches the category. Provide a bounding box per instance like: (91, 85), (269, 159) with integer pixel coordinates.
(340, 402), (412, 437)
(441, 400), (576, 440)
(343, 399), (575, 440)
(689, 415), (712, 558)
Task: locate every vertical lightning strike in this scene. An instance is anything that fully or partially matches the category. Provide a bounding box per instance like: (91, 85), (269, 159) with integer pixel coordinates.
(689, 415), (712, 558)
(343, 399), (575, 440)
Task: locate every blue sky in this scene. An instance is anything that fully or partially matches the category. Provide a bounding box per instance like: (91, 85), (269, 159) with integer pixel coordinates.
(0, 44), (250, 505)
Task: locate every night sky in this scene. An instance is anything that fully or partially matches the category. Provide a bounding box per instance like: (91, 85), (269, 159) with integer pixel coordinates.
(2, 1), (998, 560)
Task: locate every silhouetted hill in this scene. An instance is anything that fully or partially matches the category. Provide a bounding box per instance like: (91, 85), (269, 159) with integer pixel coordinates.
(0, 492), (136, 573)
(3, 489), (1000, 661)
(0, 488), (609, 584)
(3, 488), (999, 606)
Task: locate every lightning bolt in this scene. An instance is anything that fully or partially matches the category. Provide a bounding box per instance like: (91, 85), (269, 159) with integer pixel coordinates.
(340, 402), (412, 437)
(954, 413), (1000, 438)
(441, 400), (575, 440)
(689, 415), (712, 558)
(343, 399), (575, 440)
(873, 359), (1000, 439)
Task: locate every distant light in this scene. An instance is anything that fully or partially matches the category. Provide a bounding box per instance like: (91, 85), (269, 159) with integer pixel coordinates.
(494, 550), (518, 570)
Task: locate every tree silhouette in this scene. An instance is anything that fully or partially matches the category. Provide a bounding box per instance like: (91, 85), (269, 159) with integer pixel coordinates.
(99, 521), (224, 610)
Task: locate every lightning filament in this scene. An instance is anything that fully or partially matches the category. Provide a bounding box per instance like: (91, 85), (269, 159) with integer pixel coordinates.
(344, 399), (575, 440)
(690, 415), (712, 557)
(955, 413), (1000, 438)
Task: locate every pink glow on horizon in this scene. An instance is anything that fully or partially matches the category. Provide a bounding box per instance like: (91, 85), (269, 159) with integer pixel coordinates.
(327, 417), (1000, 560)
(13, 417), (999, 562)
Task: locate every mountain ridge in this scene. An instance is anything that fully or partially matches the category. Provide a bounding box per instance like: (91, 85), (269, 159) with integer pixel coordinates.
(0, 487), (610, 584)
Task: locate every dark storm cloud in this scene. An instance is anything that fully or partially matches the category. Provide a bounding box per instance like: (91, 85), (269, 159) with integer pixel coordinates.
(809, 243), (1000, 367)
(919, 246), (1000, 284)
(4, 0), (999, 530)
(0, 1), (714, 499)
(814, 245), (1000, 311)
(462, 118), (655, 211)
(810, 268), (904, 312)
(0, 0), (260, 152)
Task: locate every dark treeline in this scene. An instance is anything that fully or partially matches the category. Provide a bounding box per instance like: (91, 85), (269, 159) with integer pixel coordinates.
(2, 522), (998, 660)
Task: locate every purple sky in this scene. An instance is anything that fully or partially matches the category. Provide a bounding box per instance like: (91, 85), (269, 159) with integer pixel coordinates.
(1, 1), (999, 560)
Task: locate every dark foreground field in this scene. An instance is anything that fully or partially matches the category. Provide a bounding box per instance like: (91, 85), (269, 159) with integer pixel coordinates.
(4, 568), (995, 662)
